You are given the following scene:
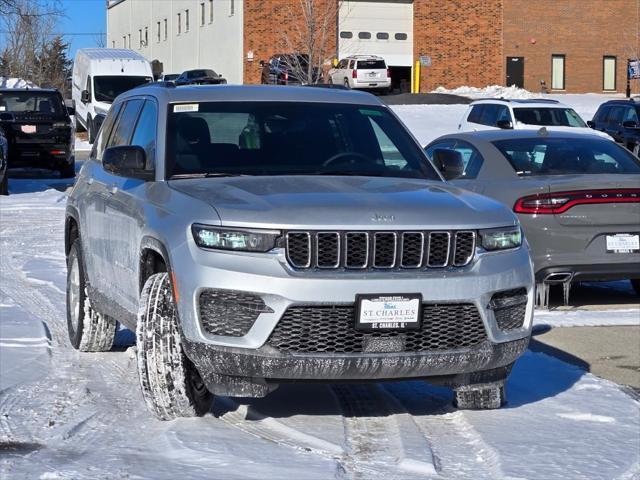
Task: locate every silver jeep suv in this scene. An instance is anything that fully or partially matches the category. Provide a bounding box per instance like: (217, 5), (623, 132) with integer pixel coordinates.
(65, 85), (534, 420)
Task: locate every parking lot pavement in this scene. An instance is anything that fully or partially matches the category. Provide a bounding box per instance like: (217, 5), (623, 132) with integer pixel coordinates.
(532, 326), (640, 391)
(532, 281), (640, 392)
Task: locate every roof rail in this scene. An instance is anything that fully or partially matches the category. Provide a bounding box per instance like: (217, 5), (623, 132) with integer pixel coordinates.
(136, 81), (176, 89)
(472, 98), (560, 104)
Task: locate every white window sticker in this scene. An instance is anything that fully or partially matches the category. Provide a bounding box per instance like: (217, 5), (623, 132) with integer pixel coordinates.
(173, 103), (199, 113)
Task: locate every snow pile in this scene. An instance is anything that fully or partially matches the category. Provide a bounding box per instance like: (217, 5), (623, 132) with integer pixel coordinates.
(0, 77), (37, 89)
(432, 84), (535, 99)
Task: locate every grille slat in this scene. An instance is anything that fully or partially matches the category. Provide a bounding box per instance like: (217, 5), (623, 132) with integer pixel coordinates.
(285, 229), (475, 271)
(268, 304), (487, 353)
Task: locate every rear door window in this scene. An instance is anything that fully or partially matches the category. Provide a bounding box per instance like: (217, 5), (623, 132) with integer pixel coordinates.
(622, 107), (639, 123)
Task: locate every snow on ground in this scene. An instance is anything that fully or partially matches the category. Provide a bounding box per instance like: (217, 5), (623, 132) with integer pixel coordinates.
(74, 136), (91, 152)
(392, 88), (623, 147)
(1, 175), (639, 479)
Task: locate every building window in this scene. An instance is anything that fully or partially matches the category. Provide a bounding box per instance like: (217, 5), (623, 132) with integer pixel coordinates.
(112, 40), (115, 48)
(200, 3), (205, 26)
(157, 22), (161, 43)
(394, 33), (407, 40)
(358, 32), (371, 39)
(603, 56), (616, 91)
(177, 13), (181, 35)
(185, 9), (189, 31)
(164, 18), (168, 40)
(138, 29), (142, 48)
(339, 31), (352, 39)
(209, 0), (214, 22)
(122, 36), (126, 48)
(230, 0), (234, 16)
(144, 27), (148, 46)
(551, 54), (565, 90)
(376, 32), (389, 40)
(127, 34), (131, 48)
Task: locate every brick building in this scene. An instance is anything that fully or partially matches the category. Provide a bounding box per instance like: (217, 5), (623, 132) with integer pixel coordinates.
(107, 0), (640, 94)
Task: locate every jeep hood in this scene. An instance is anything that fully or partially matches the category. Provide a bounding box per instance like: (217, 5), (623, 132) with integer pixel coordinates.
(168, 176), (516, 230)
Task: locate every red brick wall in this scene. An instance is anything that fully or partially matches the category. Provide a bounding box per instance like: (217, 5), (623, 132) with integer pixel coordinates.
(413, 0), (504, 92)
(504, 0), (640, 93)
(243, 0), (338, 84)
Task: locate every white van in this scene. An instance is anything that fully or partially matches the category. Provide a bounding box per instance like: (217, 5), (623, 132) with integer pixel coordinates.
(72, 49), (153, 143)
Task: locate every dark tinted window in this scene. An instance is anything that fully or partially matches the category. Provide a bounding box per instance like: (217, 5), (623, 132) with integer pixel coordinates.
(395, 33), (408, 40)
(425, 139), (485, 178)
(187, 69), (215, 78)
(93, 76), (152, 103)
(622, 107), (639, 123)
(467, 105), (484, 123)
(93, 102), (123, 161)
(130, 100), (158, 169)
(108, 99), (143, 147)
(0, 91), (65, 115)
(479, 104), (500, 126)
(513, 107), (586, 127)
(166, 102), (440, 180)
(593, 105), (610, 123)
(339, 31), (353, 39)
(358, 32), (371, 39)
(493, 137), (640, 176)
(606, 107), (625, 125)
(376, 32), (389, 40)
(357, 60), (386, 69)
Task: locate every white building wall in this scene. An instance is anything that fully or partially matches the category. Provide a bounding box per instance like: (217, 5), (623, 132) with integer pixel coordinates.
(107, 0), (243, 84)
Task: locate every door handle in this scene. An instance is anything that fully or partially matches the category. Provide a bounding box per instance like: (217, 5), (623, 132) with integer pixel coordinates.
(108, 185), (118, 195)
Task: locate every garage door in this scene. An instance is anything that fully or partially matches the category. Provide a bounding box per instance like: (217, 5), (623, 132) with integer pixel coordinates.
(338, 0), (413, 67)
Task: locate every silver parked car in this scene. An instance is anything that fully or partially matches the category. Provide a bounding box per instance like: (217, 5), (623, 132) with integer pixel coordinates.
(65, 85), (534, 419)
(425, 129), (640, 306)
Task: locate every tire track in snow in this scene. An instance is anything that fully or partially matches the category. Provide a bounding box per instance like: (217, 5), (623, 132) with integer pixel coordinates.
(330, 384), (437, 479)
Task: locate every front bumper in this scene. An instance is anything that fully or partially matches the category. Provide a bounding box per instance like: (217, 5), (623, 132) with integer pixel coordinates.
(183, 337), (529, 396)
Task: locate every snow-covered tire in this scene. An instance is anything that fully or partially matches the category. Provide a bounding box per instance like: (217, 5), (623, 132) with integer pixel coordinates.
(453, 382), (505, 410)
(136, 272), (213, 420)
(66, 240), (116, 352)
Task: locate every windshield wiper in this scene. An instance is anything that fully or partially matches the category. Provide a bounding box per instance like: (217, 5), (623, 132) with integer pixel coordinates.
(171, 172), (248, 179)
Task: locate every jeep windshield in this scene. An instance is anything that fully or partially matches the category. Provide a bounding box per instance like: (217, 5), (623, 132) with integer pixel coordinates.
(93, 76), (152, 103)
(513, 107), (587, 127)
(0, 91), (65, 115)
(167, 102), (440, 180)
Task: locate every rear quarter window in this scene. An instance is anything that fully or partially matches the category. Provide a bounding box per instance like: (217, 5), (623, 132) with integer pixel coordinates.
(357, 60), (386, 69)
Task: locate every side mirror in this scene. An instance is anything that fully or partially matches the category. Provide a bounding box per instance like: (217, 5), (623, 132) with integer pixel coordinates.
(81, 90), (90, 103)
(587, 120), (595, 128)
(433, 148), (464, 180)
(622, 120), (639, 129)
(496, 119), (513, 130)
(103, 145), (153, 180)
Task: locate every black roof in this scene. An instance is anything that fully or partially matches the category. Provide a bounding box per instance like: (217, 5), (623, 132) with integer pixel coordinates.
(599, 97), (640, 106)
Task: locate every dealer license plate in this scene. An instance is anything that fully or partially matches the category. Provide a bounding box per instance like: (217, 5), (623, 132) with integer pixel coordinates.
(606, 234), (640, 253)
(21, 125), (36, 134)
(355, 294), (421, 331)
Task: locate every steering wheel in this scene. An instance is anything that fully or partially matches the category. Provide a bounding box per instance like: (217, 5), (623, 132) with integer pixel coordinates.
(321, 152), (371, 170)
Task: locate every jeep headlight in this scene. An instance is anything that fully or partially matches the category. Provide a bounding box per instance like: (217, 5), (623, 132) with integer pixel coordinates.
(192, 224), (280, 252)
(480, 226), (522, 251)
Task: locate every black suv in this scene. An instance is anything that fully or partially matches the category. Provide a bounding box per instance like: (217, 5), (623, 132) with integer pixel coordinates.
(174, 69), (227, 86)
(0, 88), (75, 177)
(260, 54), (321, 85)
(589, 98), (640, 156)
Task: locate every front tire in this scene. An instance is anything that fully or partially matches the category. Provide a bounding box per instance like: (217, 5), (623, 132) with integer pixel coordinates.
(66, 240), (116, 351)
(136, 273), (213, 420)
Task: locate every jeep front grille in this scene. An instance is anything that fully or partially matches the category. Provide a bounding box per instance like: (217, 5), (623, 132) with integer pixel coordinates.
(267, 303), (487, 353)
(285, 230), (475, 270)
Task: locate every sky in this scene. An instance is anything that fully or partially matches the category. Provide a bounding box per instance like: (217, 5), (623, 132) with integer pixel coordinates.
(58, 0), (106, 59)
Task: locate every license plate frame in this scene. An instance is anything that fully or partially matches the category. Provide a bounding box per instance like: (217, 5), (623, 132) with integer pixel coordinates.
(606, 234), (640, 254)
(355, 293), (422, 332)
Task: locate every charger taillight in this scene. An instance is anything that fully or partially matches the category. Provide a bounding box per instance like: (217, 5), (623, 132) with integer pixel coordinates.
(514, 189), (640, 214)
